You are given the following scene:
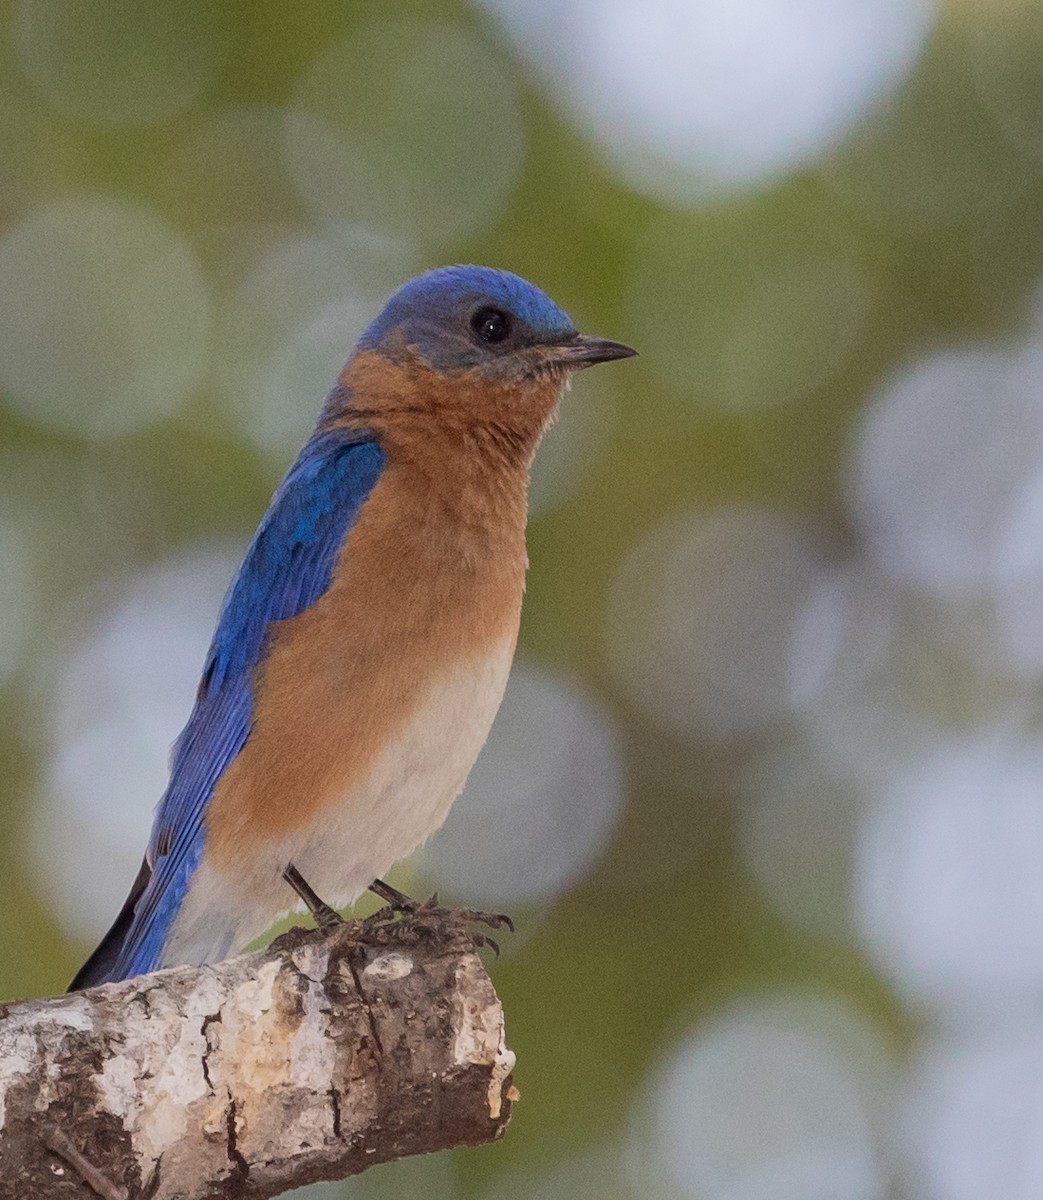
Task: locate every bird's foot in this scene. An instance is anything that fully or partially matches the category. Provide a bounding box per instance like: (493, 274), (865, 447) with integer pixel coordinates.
(443, 906), (515, 956)
(365, 878), (514, 955)
(284, 862), (343, 933)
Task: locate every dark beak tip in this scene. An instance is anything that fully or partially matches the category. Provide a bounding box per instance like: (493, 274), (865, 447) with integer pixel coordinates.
(572, 334), (638, 366)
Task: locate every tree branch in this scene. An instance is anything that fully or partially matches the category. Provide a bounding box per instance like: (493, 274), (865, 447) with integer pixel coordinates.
(0, 914), (516, 1199)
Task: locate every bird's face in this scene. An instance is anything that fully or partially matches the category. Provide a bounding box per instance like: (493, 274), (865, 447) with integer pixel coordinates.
(358, 265), (636, 384)
(337, 266), (635, 453)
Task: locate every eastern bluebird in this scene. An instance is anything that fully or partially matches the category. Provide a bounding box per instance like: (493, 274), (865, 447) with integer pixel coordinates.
(69, 265), (634, 990)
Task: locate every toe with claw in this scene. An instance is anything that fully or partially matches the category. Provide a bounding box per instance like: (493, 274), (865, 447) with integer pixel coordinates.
(365, 878), (514, 953)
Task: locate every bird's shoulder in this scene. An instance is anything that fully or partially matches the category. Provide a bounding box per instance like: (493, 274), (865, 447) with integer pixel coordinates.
(203, 429), (386, 695)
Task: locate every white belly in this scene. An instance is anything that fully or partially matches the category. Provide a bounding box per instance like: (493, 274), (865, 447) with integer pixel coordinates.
(284, 634), (516, 906)
(164, 636), (515, 966)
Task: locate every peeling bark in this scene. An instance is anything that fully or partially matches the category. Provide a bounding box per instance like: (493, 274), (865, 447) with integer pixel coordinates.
(0, 915), (516, 1200)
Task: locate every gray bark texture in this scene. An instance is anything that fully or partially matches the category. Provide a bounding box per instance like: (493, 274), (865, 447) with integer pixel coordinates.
(0, 914), (516, 1200)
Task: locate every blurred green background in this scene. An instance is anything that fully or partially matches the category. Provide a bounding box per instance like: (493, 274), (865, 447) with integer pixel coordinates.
(3, 1), (1043, 1197)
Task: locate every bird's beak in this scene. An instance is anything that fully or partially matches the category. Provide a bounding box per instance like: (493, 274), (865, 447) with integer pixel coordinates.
(546, 333), (638, 369)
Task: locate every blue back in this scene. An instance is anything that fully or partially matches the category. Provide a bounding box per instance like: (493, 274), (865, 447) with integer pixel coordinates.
(101, 429), (385, 982)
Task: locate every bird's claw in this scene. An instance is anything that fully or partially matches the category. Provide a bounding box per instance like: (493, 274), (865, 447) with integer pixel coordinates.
(363, 892), (513, 954)
(448, 907), (514, 934)
(469, 932), (501, 957)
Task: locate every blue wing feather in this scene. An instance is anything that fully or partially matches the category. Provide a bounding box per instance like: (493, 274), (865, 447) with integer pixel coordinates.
(90, 429), (385, 985)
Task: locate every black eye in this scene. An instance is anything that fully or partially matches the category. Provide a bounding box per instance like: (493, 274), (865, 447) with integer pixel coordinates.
(471, 307), (511, 345)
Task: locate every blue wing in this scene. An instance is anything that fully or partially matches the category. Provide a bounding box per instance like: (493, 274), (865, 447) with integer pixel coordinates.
(70, 429), (385, 988)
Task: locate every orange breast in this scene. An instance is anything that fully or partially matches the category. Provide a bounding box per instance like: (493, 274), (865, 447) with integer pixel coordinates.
(202, 437), (530, 867)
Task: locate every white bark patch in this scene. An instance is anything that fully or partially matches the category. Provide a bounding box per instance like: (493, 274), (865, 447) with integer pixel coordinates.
(488, 1040), (517, 1122)
(451, 958), (515, 1119)
(362, 952), (413, 982)
(221, 958), (335, 1161)
(132, 969), (228, 1171)
(230, 959), (279, 1014)
(290, 942), (330, 983)
(31, 1004), (93, 1033)
(95, 1052), (138, 1123)
(0, 1033), (37, 1126)
(289, 971), (335, 1092)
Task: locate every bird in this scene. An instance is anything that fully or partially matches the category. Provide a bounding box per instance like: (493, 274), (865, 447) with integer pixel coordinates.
(69, 265), (635, 990)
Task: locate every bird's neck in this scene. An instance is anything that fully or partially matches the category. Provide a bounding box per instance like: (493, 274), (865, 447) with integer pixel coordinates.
(323, 348), (559, 517)
(321, 350), (558, 559)
(327, 349), (558, 458)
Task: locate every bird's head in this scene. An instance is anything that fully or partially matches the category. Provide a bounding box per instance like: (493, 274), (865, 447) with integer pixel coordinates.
(357, 265), (636, 383)
(331, 265), (634, 459)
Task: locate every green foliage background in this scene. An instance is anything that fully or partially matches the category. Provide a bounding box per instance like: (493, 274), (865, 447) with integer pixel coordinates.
(1, 2), (1042, 1197)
